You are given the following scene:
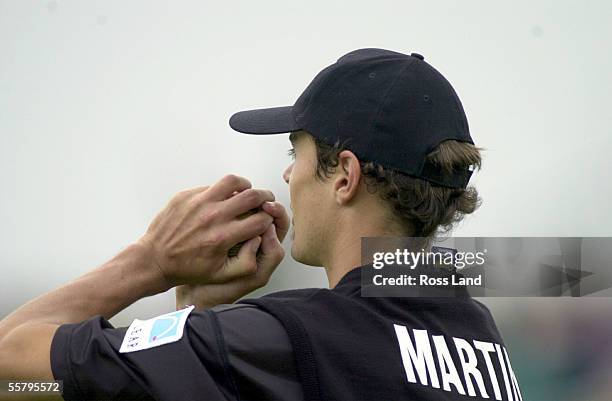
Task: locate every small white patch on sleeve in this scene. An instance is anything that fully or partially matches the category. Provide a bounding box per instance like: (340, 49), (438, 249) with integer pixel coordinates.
(119, 305), (195, 353)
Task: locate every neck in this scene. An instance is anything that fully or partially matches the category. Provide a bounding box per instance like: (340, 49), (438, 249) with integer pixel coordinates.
(322, 210), (404, 288)
(324, 234), (362, 288)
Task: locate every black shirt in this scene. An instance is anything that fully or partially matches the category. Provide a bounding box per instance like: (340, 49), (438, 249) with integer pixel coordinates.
(239, 267), (521, 401)
(51, 266), (521, 401)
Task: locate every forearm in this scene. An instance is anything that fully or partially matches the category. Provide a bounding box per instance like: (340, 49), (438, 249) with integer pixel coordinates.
(0, 242), (169, 342)
(0, 179), (285, 379)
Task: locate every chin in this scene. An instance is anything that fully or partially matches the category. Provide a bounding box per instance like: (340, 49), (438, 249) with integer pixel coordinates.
(290, 241), (321, 267)
(289, 241), (302, 262)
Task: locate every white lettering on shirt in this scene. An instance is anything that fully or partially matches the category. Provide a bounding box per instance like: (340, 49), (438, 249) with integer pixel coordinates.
(393, 324), (522, 400)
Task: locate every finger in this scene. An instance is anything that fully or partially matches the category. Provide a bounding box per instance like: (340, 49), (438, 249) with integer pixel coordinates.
(261, 201), (290, 243)
(223, 189), (275, 218)
(223, 211), (274, 246)
(222, 236), (262, 280)
(205, 174), (252, 201)
(256, 224), (285, 279)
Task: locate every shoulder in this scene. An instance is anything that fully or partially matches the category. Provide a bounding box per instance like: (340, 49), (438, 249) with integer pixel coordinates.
(203, 303), (301, 398)
(241, 287), (325, 304)
(201, 303), (292, 351)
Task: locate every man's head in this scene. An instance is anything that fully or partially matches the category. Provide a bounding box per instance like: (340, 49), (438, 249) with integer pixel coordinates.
(282, 129), (380, 266)
(229, 48), (483, 267)
(281, 129), (483, 267)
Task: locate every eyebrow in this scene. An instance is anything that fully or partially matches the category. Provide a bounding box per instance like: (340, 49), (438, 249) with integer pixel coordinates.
(289, 131), (299, 144)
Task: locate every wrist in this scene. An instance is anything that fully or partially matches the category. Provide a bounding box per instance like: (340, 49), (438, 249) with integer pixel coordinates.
(110, 240), (173, 297)
(175, 285), (213, 310)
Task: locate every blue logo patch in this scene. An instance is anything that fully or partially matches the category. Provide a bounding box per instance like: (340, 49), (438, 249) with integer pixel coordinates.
(119, 305), (195, 353)
(149, 311), (183, 342)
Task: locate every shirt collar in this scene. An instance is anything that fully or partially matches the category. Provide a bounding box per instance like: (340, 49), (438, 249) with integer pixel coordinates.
(331, 263), (373, 296)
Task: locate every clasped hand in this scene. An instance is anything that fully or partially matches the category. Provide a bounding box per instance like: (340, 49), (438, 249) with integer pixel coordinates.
(136, 174), (289, 308)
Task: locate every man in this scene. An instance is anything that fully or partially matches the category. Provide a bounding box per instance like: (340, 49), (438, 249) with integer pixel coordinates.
(0, 48), (522, 400)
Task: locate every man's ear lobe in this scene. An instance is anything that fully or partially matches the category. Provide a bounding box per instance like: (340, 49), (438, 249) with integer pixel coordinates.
(334, 151), (361, 204)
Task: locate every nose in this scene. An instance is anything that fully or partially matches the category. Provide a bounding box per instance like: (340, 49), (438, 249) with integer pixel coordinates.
(282, 163), (294, 184)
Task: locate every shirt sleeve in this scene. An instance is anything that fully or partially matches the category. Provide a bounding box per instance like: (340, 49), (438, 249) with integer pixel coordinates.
(50, 310), (238, 401)
(211, 304), (303, 401)
(50, 304), (302, 401)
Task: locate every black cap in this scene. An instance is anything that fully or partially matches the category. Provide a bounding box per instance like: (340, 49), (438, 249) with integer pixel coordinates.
(229, 48), (474, 188)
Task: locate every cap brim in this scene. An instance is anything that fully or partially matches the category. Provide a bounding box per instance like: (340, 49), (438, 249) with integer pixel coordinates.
(229, 106), (301, 135)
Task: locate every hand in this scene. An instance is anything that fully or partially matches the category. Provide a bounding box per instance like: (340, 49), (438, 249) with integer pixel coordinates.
(137, 174), (278, 288)
(176, 200), (289, 309)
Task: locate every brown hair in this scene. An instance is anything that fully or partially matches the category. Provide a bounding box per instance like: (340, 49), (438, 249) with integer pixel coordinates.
(312, 135), (484, 241)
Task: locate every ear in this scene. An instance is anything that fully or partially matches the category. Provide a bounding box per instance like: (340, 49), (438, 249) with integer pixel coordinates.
(333, 150), (362, 206)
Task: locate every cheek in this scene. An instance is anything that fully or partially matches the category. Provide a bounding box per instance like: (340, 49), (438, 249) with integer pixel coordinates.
(288, 180), (298, 209)
(288, 164), (305, 202)
(288, 157), (319, 218)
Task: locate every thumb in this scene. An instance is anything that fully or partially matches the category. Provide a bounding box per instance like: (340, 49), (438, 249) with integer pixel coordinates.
(222, 236), (262, 280)
(257, 224), (285, 275)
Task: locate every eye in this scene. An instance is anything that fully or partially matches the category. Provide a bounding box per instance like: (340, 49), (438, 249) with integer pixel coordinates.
(287, 147), (296, 160)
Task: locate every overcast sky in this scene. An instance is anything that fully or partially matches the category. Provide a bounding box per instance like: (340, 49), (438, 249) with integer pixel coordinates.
(1, 0), (610, 326)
